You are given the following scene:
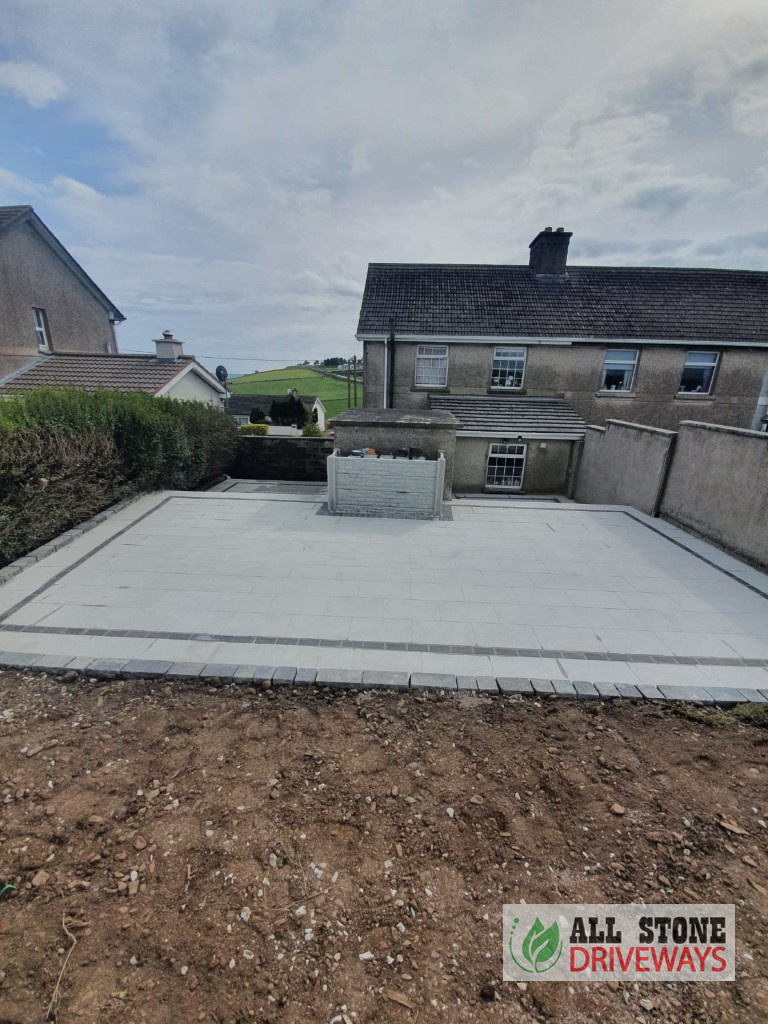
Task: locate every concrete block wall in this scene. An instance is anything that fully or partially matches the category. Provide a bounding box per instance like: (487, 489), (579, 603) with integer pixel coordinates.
(574, 420), (676, 514)
(328, 454), (444, 517)
(659, 422), (768, 568)
(231, 436), (334, 481)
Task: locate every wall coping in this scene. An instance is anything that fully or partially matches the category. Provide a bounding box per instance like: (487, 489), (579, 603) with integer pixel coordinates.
(603, 419), (678, 437)
(331, 407), (459, 430)
(678, 420), (768, 440)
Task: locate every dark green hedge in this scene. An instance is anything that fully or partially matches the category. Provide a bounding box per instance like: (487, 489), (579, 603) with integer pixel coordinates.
(0, 389), (238, 567)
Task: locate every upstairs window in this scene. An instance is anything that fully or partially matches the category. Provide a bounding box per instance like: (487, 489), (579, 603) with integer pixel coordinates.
(414, 344), (448, 387)
(33, 307), (51, 351)
(679, 351), (718, 394)
(600, 349), (637, 392)
(491, 347), (526, 389)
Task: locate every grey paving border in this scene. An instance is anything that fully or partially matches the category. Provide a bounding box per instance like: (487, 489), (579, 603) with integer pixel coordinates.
(2, 652), (767, 706)
(2, 620), (765, 670)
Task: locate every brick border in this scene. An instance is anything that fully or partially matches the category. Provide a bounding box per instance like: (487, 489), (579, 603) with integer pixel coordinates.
(1, 652), (766, 706)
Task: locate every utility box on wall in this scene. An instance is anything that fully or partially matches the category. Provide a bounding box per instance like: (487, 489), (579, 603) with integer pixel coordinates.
(327, 451), (446, 518)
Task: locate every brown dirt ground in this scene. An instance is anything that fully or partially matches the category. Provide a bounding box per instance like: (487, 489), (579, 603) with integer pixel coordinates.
(0, 669), (767, 1024)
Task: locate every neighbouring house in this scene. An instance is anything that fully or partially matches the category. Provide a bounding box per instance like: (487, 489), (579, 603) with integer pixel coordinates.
(0, 331), (226, 406)
(357, 227), (768, 493)
(0, 205), (124, 377)
(227, 393), (328, 430)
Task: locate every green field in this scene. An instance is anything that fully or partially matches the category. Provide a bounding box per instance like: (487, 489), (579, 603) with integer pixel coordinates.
(228, 366), (362, 418)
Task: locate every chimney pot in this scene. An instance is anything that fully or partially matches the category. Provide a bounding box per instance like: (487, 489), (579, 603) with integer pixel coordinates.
(163, 330), (173, 339)
(529, 226), (572, 276)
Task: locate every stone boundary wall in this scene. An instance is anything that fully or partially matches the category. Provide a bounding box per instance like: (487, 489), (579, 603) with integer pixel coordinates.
(574, 420), (676, 515)
(231, 436), (334, 481)
(659, 422), (768, 568)
(574, 418), (768, 569)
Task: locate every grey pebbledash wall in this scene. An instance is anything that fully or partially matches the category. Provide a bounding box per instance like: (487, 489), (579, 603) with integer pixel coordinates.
(231, 436), (334, 481)
(574, 420), (676, 515)
(574, 419), (768, 569)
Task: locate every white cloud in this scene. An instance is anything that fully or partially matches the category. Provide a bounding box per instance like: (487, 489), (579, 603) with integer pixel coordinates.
(1, 0), (768, 361)
(0, 60), (65, 107)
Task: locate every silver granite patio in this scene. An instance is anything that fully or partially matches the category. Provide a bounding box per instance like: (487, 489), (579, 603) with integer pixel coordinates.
(0, 483), (767, 699)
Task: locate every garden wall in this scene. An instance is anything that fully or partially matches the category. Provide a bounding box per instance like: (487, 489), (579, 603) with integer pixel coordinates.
(231, 436), (334, 481)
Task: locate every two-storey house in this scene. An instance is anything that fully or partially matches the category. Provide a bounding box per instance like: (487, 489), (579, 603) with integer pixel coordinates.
(357, 228), (768, 494)
(0, 205), (124, 377)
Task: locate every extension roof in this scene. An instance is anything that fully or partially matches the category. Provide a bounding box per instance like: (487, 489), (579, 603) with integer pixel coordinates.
(0, 352), (225, 396)
(429, 394), (586, 439)
(357, 263), (768, 344)
(0, 205), (125, 322)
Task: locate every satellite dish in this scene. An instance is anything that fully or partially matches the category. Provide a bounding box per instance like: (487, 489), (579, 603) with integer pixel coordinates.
(215, 365), (228, 383)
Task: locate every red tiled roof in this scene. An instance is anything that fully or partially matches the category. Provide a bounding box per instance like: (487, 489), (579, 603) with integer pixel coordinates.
(0, 353), (223, 395)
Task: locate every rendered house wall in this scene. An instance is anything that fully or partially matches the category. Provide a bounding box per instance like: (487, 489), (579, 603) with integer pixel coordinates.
(0, 219), (117, 376)
(361, 340), (768, 431)
(453, 437), (573, 494)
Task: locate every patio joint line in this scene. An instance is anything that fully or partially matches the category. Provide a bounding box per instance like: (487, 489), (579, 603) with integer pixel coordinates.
(0, 622), (763, 670)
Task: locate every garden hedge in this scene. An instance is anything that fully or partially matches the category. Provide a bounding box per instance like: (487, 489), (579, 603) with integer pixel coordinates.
(0, 388), (238, 567)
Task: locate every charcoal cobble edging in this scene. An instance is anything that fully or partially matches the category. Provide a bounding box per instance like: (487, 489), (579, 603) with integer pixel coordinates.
(1, 652), (765, 706)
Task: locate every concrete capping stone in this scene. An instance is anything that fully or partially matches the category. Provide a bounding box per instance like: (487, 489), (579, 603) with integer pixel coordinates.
(272, 667), (298, 685)
(0, 651), (43, 667)
(315, 668), (364, 688)
(658, 684), (714, 704)
(530, 678), (555, 695)
(87, 658), (128, 675)
(456, 675), (479, 691)
(410, 672), (458, 691)
(497, 677), (534, 695)
(200, 663), (238, 680)
(595, 682), (621, 699)
(362, 670), (410, 690)
(475, 676), (500, 693)
(166, 662), (206, 679)
(572, 680), (600, 699)
(551, 679), (577, 696)
(616, 683), (643, 700)
(636, 684), (665, 700)
(705, 687), (749, 706)
(294, 668), (317, 685)
(122, 659), (173, 678)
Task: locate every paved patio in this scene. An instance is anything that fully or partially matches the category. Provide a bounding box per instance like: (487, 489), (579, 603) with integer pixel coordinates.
(1, 483), (767, 698)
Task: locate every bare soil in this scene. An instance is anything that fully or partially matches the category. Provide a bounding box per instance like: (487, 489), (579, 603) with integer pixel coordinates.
(0, 670), (767, 1024)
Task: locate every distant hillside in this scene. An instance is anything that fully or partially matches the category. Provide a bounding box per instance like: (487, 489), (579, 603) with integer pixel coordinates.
(228, 365), (362, 418)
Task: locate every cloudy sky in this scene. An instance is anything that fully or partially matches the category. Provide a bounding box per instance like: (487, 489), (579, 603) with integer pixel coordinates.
(1, 1), (768, 369)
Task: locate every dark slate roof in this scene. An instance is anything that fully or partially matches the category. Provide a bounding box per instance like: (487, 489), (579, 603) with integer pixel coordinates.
(227, 393), (319, 416)
(0, 205), (124, 321)
(429, 394), (586, 438)
(0, 205), (32, 230)
(358, 264), (768, 343)
(0, 353), (222, 395)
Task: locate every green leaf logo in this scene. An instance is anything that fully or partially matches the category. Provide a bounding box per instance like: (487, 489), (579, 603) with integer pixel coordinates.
(511, 917), (563, 974)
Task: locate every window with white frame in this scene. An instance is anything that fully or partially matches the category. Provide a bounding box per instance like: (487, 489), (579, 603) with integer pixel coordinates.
(600, 349), (637, 391)
(678, 351), (718, 394)
(485, 443), (527, 490)
(414, 344), (448, 387)
(33, 307), (51, 351)
(491, 347), (526, 389)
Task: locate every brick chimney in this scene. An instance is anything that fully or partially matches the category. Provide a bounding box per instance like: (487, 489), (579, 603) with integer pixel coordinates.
(154, 330), (184, 361)
(529, 226), (572, 276)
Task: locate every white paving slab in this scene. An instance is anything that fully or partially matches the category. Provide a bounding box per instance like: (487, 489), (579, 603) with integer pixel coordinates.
(1, 488), (767, 697)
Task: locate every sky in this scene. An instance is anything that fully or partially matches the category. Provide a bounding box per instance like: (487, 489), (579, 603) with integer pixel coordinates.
(1, 0), (768, 370)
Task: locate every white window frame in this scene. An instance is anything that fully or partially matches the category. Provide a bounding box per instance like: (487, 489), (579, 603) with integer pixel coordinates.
(33, 307), (51, 351)
(485, 442), (527, 491)
(678, 351), (719, 395)
(491, 346), (527, 390)
(414, 344), (448, 387)
(599, 349), (638, 392)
